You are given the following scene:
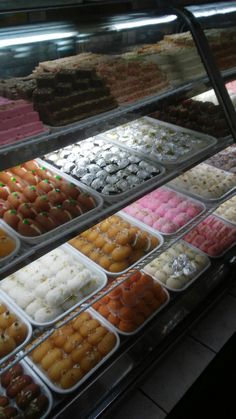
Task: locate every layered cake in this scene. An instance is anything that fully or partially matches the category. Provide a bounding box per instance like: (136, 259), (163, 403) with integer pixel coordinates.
(0, 76), (36, 100)
(32, 68), (117, 126)
(0, 98), (46, 145)
(151, 99), (229, 138)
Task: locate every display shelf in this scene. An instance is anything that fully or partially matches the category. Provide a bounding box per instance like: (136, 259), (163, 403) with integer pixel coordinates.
(0, 168), (235, 375)
(0, 134), (233, 281)
(0, 67), (236, 170)
(0, 0), (131, 13)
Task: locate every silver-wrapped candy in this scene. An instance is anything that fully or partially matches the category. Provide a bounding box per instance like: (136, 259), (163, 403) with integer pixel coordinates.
(81, 173), (95, 186)
(127, 175), (141, 186)
(63, 163), (75, 173)
(107, 175), (119, 185)
(137, 170), (150, 179)
(172, 254), (197, 278)
(102, 185), (117, 195)
(106, 164), (118, 174)
(116, 179), (129, 192)
(73, 167), (87, 178)
(127, 164), (139, 174)
(96, 170), (108, 181)
(91, 178), (104, 190)
(87, 164), (100, 174)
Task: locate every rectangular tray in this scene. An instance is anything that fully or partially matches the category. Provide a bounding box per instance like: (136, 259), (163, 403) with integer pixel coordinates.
(2, 158), (103, 244)
(0, 359), (53, 419)
(214, 194), (236, 226)
(101, 116), (217, 167)
(0, 219), (21, 265)
(184, 215), (236, 259)
(143, 240), (211, 293)
(91, 279), (170, 336)
(121, 186), (206, 236)
(0, 243), (107, 328)
(45, 137), (166, 204)
(144, 116), (218, 166)
(0, 291), (32, 365)
(25, 308), (120, 394)
(168, 164), (236, 203)
(68, 211), (164, 277)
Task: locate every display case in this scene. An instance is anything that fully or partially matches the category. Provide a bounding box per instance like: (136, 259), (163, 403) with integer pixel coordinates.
(0, 1), (235, 418)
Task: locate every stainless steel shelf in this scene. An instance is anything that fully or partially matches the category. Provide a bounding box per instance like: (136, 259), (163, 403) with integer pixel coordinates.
(1, 67), (236, 170)
(0, 134), (233, 282)
(0, 0), (130, 13)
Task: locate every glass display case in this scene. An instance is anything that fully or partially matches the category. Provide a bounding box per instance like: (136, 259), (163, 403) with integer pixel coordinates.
(0, 1), (235, 418)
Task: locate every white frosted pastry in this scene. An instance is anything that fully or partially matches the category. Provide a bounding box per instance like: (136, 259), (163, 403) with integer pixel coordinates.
(15, 290), (34, 309)
(34, 306), (61, 323)
(35, 282), (51, 299)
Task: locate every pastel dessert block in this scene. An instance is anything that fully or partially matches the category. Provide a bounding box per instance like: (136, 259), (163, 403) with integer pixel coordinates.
(123, 186), (204, 234)
(214, 195), (236, 225)
(184, 215), (236, 257)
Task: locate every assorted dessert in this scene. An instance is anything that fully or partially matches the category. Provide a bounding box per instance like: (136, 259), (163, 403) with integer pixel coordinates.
(0, 160), (98, 238)
(32, 68), (117, 126)
(45, 138), (161, 197)
(123, 186), (204, 234)
(29, 311), (117, 390)
(0, 247), (105, 325)
(151, 99), (229, 138)
(184, 215), (236, 257)
(93, 271), (169, 334)
(0, 97), (46, 146)
(0, 301), (29, 359)
(0, 227), (17, 259)
(169, 163), (236, 200)
(144, 241), (209, 291)
(102, 117), (216, 164)
(0, 362), (51, 418)
(214, 195), (236, 225)
(69, 214), (160, 273)
(205, 145), (236, 174)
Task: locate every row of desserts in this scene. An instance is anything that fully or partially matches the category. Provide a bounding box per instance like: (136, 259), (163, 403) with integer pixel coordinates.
(0, 27), (236, 137)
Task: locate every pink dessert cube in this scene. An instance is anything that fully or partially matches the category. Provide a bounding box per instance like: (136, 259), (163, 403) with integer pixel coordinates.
(160, 221), (178, 233)
(165, 208), (180, 221)
(173, 213), (190, 227)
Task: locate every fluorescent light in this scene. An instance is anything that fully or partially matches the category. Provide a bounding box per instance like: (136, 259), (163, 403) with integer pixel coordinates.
(112, 15), (177, 30)
(193, 6), (236, 17)
(0, 31), (77, 48)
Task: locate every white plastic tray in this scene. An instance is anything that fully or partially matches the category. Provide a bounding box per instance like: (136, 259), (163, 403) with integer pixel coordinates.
(0, 219), (21, 265)
(25, 308), (120, 394)
(45, 138), (166, 204)
(214, 195), (236, 226)
(143, 241), (211, 293)
(69, 211), (164, 277)
(121, 186), (206, 236)
(169, 169), (236, 204)
(91, 279), (170, 336)
(0, 359), (53, 419)
(145, 116), (217, 166)
(1, 158), (103, 244)
(101, 116), (217, 167)
(0, 291), (32, 365)
(184, 215), (236, 259)
(0, 243), (107, 328)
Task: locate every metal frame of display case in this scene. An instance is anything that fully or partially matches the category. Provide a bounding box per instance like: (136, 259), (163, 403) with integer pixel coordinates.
(0, 2), (236, 418)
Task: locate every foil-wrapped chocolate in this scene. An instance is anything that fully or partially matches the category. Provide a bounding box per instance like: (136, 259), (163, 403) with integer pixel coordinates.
(172, 254), (197, 278)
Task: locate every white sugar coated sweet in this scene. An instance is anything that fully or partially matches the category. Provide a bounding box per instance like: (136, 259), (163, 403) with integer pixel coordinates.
(0, 246), (101, 324)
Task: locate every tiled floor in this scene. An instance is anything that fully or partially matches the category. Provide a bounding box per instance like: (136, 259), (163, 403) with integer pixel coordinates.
(109, 289), (236, 419)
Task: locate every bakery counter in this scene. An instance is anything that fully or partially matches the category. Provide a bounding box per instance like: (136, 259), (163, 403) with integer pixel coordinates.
(1, 66), (236, 170)
(28, 256), (236, 418)
(0, 133), (233, 282)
